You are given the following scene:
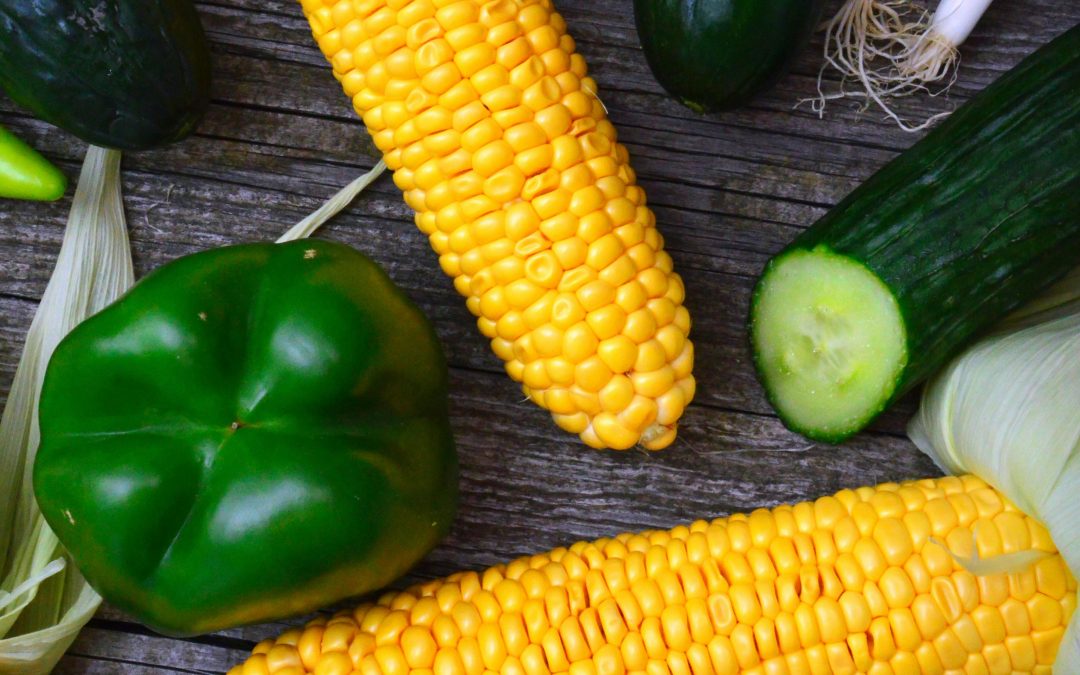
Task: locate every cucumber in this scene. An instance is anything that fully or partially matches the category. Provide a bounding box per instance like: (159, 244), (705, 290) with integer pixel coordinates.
(0, 0), (211, 150)
(749, 25), (1080, 443)
(634, 0), (824, 112)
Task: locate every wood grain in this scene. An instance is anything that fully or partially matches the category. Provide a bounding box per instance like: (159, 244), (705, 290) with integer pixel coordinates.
(1, 0), (1075, 671)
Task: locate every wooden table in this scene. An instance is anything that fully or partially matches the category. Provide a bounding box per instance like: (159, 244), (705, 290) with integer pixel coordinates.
(1, 1), (1074, 672)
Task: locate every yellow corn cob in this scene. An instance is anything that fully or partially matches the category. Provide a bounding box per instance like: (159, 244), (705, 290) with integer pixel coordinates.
(298, 0), (695, 450)
(228, 475), (1076, 675)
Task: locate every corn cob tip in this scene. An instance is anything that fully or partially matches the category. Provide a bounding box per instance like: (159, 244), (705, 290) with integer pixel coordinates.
(302, 0), (695, 450)
(640, 424), (678, 451)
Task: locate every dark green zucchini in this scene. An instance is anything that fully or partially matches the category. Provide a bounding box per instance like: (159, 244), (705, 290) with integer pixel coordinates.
(749, 25), (1080, 443)
(634, 0), (823, 112)
(0, 0), (212, 150)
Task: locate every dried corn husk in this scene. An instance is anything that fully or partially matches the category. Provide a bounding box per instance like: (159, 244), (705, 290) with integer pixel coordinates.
(0, 146), (129, 674)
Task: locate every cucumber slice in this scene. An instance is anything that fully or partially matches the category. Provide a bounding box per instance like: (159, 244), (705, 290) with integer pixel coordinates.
(748, 26), (1080, 443)
(751, 246), (907, 441)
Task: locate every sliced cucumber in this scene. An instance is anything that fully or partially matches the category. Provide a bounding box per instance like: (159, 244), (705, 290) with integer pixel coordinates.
(751, 246), (907, 441)
(749, 26), (1080, 443)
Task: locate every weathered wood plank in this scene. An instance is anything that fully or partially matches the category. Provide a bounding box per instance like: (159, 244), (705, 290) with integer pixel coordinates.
(58, 625), (248, 674)
(0, 0), (1074, 670)
(0, 157), (916, 435)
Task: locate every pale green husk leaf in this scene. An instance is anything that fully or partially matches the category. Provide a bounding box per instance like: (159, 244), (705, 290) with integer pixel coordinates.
(0, 146), (131, 674)
(277, 160), (386, 243)
(909, 268), (1080, 671)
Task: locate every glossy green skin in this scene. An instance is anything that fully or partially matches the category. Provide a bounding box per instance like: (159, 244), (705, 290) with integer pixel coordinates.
(634, 0), (823, 112)
(34, 240), (458, 636)
(0, 124), (65, 200)
(0, 0), (211, 150)
(751, 25), (1080, 442)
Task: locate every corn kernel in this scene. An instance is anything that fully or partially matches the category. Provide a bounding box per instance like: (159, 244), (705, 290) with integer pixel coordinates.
(536, 105), (573, 139)
(730, 624), (760, 669)
(1034, 557), (1069, 599)
(579, 211), (614, 244)
(510, 56), (547, 91)
(587, 234), (625, 271)
(455, 42), (496, 77)
(440, 79), (480, 111)
(911, 595), (947, 641)
(1005, 635), (1036, 671)
(435, 1), (478, 31)
(588, 305), (627, 341)
(597, 336), (638, 374)
(839, 592), (872, 633)
(473, 140), (515, 177)
(479, 0), (517, 28)
(482, 84), (523, 112)
(1032, 626), (1065, 665)
(374, 26), (407, 56)
(496, 36), (532, 70)
(552, 135), (584, 170)
(524, 77), (563, 111)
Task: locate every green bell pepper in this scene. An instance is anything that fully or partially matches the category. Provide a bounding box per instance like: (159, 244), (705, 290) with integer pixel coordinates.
(0, 124), (66, 201)
(34, 240), (458, 636)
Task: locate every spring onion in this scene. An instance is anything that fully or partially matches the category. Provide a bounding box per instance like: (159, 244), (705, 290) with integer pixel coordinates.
(811, 0), (995, 131)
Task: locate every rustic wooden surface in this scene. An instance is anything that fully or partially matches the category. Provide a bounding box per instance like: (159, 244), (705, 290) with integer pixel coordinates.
(0, 0), (1076, 672)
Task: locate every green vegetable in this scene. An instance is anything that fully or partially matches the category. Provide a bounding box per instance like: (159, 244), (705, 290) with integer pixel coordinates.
(749, 24), (1080, 443)
(33, 240), (458, 636)
(634, 0), (824, 112)
(0, 0), (212, 150)
(0, 125), (65, 201)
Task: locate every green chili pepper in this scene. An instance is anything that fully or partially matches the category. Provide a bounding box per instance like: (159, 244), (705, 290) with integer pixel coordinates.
(0, 124), (66, 201)
(34, 240), (458, 636)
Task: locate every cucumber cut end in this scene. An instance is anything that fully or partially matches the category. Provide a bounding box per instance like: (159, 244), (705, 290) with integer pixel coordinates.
(750, 246), (907, 442)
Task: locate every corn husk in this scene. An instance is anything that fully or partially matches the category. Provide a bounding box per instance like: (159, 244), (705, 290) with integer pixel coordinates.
(0, 146), (131, 673)
(277, 160), (386, 243)
(909, 268), (1080, 670)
